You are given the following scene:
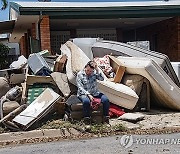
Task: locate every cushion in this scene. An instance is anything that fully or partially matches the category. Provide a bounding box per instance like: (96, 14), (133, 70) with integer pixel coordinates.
(118, 113), (145, 122)
(94, 55), (113, 74)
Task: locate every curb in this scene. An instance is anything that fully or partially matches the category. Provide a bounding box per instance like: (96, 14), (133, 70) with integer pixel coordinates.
(0, 128), (85, 148)
(0, 127), (179, 148)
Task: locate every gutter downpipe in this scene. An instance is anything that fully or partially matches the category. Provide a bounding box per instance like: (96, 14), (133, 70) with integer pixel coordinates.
(38, 10), (43, 52)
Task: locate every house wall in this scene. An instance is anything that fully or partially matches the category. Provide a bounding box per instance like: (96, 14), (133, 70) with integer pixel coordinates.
(50, 28), (117, 54)
(19, 16), (52, 57)
(123, 17), (180, 62)
(18, 16), (180, 61)
(31, 23), (36, 39)
(40, 16), (51, 54)
(19, 24), (37, 57)
(19, 36), (27, 58)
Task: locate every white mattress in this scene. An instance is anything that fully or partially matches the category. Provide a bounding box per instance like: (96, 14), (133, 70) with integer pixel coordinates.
(72, 38), (101, 60)
(98, 80), (138, 109)
(92, 40), (180, 87)
(60, 43), (77, 85)
(72, 37), (180, 87)
(117, 56), (180, 110)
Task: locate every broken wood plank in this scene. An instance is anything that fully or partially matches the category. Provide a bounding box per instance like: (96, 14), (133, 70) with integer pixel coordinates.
(51, 72), (71, 97)
(26, 75), (56, 86)
(3, 121), (20, 131)
(9, 73), (25, 85)
(108, 55), (125, 83)
(0, 104), (27, 124)
(54, 54), (67, 72)
(113, 66), (125, 83)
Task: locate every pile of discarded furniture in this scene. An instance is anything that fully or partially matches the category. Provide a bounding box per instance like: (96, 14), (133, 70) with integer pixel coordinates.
(70, 38), (180, 111)
(0, 38), (180, 131)
(0, 51), (71, 130)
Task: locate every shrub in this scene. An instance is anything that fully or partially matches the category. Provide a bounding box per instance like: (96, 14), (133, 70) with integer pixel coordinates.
(0, 43), (10, 69)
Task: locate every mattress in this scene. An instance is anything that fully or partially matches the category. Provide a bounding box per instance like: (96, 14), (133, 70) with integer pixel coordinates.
(92, 40), (180, 87)
(98, 80), (138, 109)
(72, 38), (101, 60)
(117, 56), (180, 110)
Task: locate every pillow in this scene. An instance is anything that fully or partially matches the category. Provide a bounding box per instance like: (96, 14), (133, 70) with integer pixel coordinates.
(94, 55), (113, 74)
(118, 113), (145, 122)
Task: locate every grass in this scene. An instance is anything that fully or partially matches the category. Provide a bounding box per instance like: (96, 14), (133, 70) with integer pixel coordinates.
(87, 123), (126, 134)
(40, 120), (74, 130)
(39, 118), (126, 135)
(0, 112), (126, 135)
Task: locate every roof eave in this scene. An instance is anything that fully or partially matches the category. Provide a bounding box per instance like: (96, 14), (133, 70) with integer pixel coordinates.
(10, 2), (180, 19)
(19, 8), (180, 19)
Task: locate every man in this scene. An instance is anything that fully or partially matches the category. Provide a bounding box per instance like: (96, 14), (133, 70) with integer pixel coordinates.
(76, 60), (110, 124)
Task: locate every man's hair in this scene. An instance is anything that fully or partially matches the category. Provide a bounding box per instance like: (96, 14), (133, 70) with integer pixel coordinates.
(85, 61), (95, 69)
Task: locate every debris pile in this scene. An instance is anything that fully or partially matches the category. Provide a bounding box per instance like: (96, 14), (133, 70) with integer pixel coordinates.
(1, 39), (179, 133)
(0, 52), (69, 131)
(0, 49), (123, 132)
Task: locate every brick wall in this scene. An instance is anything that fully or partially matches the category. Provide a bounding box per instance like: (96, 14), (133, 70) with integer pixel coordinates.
(19, 30), (32, 57)
(19, 36), (27, 58)
(19, 17), (51, 57)
(31, 23), (36, 39)
(123, 17), (180, 62)
(40, 16), (51, 54)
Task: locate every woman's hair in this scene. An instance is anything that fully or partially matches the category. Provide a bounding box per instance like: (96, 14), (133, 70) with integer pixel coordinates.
(85, 61), (95, 69)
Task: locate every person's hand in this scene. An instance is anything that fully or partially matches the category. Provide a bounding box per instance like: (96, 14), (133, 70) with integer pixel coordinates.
(88, 94), (94, 102)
